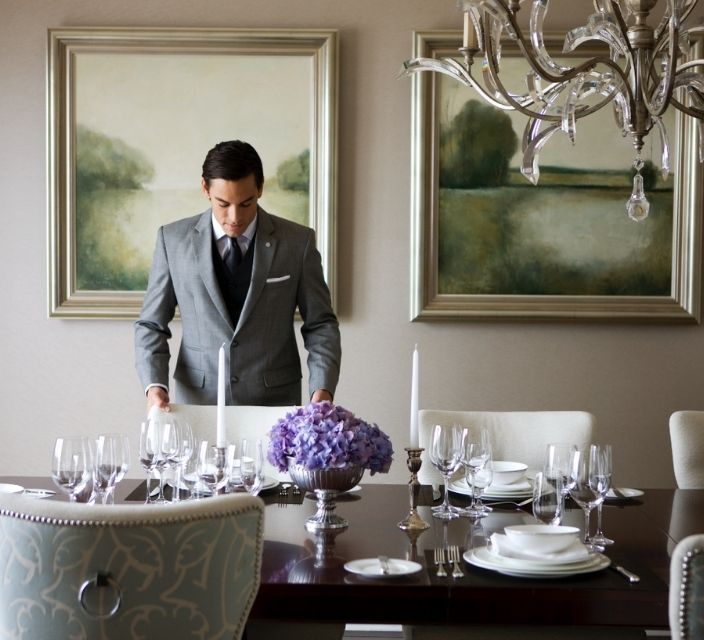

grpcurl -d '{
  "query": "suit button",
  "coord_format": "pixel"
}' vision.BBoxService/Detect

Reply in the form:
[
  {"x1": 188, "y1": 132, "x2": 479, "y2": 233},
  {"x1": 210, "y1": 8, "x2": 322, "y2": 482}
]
[
  {"x1": 232, "y1": 340, "x2": 239, "y2": 347},
  {"x1": 231, "y1": 376, "x2": 239, "y2": 384}
]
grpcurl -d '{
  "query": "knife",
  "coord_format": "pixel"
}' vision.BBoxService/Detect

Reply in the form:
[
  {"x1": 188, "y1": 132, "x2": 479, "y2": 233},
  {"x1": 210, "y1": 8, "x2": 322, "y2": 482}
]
[{"x1": 610, "y1": 564, "x2": 640, "y2": 583}]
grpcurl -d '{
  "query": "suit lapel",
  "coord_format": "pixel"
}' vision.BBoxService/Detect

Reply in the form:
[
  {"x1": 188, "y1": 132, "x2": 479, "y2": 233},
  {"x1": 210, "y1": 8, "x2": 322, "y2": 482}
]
[
  {"x1": 193, "y1": 211, "x2": 235, "y2": 332},
  {"x1": 236, "y1": 207, "x2": 276, "y2": 334}
]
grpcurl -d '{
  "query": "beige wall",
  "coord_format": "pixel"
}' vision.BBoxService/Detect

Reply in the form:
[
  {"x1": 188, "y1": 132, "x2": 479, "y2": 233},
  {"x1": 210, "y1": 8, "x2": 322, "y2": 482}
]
[{"x1": 1, "y1": 0, "x2": 702, "y2": 487}]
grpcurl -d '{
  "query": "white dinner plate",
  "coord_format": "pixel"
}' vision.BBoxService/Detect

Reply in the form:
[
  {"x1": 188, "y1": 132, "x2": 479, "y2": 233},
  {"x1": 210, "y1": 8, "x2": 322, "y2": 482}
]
[
  {"x1": 606, "y1": 487, "x2": 644, "y2": 500},
  {"x1": 0, "y1": 483, "x2": 24, "y2": 494},
  {"x1": 259, "y1": 477, "x2": 279, "y2": 492},
  {"x1": 464, "y1": 546, "x2": 610, "y2": 578},
  {"x1": 344, "y1": 558, "x2": 422, "y2": 578},
  {"x1": 447, "y1": 478, "x2": 533, "y2": 500}
]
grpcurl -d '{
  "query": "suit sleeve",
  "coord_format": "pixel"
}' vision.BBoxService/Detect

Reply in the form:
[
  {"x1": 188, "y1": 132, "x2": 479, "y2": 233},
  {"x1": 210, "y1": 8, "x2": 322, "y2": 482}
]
[
  {"x1": 134, "y1": 226, "x2": 178, "y2": 392},
  {"x1": 296, "y1": 229, "x2": 341, "y2": 398}
]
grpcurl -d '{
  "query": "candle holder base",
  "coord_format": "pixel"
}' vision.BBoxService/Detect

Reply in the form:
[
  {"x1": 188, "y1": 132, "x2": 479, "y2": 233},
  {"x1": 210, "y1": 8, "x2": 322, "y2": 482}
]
[{"x1": 397, "y1": 447, "x2": 430, "y2": 531}]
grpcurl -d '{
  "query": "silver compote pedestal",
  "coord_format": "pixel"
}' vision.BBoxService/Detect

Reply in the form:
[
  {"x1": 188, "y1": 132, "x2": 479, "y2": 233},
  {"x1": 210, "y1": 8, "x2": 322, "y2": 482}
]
[{"x1": 288, "y1": 464, "x2": 364, "y2": 531}]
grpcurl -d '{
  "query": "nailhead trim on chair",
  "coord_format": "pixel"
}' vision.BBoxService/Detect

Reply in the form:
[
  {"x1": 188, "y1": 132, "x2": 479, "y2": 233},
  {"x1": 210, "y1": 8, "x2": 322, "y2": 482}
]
[
  {"x1": 0, "y1": 501, "x2": 263, "y2": 528},
  {"x1": 678, "y1": 545, "x2": 703, "y2": 640}
]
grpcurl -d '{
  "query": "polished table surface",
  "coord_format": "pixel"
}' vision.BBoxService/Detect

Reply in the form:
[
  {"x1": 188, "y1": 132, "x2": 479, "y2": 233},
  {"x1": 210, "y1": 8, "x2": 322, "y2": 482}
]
[{"x1": 4, "y1": 477, "x2": 703, "y2": 630}]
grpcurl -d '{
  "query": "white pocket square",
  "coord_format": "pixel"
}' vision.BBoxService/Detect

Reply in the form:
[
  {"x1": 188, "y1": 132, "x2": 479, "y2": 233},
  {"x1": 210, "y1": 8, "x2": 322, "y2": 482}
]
[{"x1": 266, "y1": 275, "x2": 291, "y2": 283}]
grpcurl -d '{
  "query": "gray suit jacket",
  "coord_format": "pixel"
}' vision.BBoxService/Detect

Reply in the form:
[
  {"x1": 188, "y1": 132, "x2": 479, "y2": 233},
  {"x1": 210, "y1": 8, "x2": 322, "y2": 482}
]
[{"x1": 134, "y1": 207, "x2": 341, "y2": 406}]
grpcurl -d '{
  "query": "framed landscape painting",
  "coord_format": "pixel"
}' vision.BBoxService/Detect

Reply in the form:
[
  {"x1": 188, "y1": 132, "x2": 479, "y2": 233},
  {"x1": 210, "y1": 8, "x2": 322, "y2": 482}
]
[
  {"x1": 48, "y1": 27, "x2": 337, "y2": 318},
  {"x1": 409, "y1": 31, "x2": 702, "y2": 322}
]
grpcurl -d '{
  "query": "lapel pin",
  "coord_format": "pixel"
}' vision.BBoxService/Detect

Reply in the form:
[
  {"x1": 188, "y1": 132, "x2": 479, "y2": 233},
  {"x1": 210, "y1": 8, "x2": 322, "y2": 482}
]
[{"x1": 265, "y1": 241, "x2": 271, "y2": 248}]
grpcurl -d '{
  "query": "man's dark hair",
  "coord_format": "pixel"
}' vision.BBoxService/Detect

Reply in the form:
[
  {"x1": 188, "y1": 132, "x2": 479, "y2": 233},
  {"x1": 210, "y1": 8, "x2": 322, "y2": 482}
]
[{"x1": 202, "y1": 140, "x2": 264, "y2": 189}]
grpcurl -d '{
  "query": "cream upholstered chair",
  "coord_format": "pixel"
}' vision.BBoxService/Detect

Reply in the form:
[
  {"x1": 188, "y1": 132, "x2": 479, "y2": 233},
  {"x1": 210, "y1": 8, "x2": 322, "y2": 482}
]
[
  {"x1": 670, "y1": 533, "x2": 704, "y2": 639},
  {"x1": 418, "y1": 409, "x2": 596, "y2": 487},
  {"x1": 669, "y1": 411, "x2": 704, "y2": 488},
  {"x1": 169, "y1": 403, "x2": 295, "y2": 482},
  {"x1": 0, "y1": 492, "x2": 264, "y2": 640}
]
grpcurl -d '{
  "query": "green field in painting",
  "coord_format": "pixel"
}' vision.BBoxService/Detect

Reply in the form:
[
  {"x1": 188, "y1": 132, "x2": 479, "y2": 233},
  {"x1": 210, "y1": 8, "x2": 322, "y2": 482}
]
[
  {"x1": 76, "y1": 179, "x2": 308, "y2": 291},
  {"x1": 438, "y1": 179, "x2": 674, "y2": 296}
]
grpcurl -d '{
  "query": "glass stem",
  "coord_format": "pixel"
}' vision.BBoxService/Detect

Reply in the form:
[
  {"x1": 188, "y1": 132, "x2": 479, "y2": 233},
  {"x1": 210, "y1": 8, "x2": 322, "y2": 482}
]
[
  {"x1": 596, "y1": 503, "x2": 604, "y2": 535},
  {"x1": 159, "y1": 467, "x2": 167, "y2": 500},
  {"x1": 583, "y1": 508, "x2": 592, "y2": 544},
  {"x1": 443, "y1": 474, "x2": 451, "y2": 511},
  {"x1": 468, "y1": 472, "x2": 477, "y2": 510},
  {"x1": 145, "y1": 471, "x2": 152, "y2": 503}
]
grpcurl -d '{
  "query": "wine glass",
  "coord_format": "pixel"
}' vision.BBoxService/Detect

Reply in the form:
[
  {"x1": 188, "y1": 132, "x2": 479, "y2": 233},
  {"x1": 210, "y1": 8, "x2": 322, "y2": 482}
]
[
  {"x1": 569, "y1": 444, "x2": 610, "y2": 549},
  {"x1": 471, "y1": 455, "x2": 494, "y2": 517},
  {"x1": 460, "y1": 429, "x2": 492, "y2": 518},
  {"x1": 533, "y1": 470, "x2": 563, "y2": 525},
  {"x1": 428, "y1": 425, "x2": 462, "y2": 520},
  {"x1": 139, "y1": 420, "x2": 161, "y2": 503},
  {"x1": 241, "y1": 439, "x2": 264, "y2": 496},
  {"x1": 52, "y1": 436, "x2": 94, "y2": 502},
  {"x1": 590, "y1": 444, "x2": 614, "y2": 547},
  {"x1": 169, "y1": 420, "x2": 194, "y2": 502},
  {"x1": 544, "y1": 442, "x2": 577, "y2": 496},
  {"x1": 197, "y1": 440, "x2": 229, "y2": 495},
  {"x1": 94, "y1": 433, "x2": 130, "y2": 505}
]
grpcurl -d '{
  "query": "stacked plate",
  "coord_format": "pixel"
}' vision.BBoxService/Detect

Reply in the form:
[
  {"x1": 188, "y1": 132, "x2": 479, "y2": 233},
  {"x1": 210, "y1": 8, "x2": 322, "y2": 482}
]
[
  {"x1": 448, "y1": 477, "x2": 533, "y2": 501},
  {"x1": 464, "y1": 533, "x2": 610, "y2": 578}
]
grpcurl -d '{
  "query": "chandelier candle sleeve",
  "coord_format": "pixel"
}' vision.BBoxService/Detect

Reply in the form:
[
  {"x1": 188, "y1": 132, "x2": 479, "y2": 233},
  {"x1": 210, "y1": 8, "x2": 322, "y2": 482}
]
[
  {"x1": 216, "y1": 343, "x2": 226, "y2": 448},
  {"x1": 410, "y1": 345, "x2": 419, "y2": 448}
]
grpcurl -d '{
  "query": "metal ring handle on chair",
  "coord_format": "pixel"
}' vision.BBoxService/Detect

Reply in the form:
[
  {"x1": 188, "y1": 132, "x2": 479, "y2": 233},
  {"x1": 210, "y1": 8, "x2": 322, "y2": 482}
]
[{"x1": 78, "y1": 572, "x2": 122, "y2": 619}]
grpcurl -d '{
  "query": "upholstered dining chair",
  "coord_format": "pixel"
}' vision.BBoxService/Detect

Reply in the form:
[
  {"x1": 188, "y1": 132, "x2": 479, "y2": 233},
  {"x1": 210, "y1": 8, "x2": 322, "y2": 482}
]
[
  {"x1": 670, "y1": 533, "x2": 704, "y2": 639},
  {"x1": 669, "y1": 411, "x2": 704, "y2": 488},
  {"x1": 418, "y1": 409, "x2": 596, "y2": 488},
  {"x1": 0, "y1": 492, "x2": 264, "y2": 640},
  {"x1": 169, "y1": 403, "x2": 295, "y2": 482}
]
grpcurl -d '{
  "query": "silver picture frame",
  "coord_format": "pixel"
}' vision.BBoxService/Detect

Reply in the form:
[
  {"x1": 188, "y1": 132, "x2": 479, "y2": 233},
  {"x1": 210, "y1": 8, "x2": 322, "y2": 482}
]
[
  {"x1": 48, "y1": 27, "x2": 338, "y2": 318},
  {"x1": 409, "y1": 31, "x2": 702, "y2": 323}
]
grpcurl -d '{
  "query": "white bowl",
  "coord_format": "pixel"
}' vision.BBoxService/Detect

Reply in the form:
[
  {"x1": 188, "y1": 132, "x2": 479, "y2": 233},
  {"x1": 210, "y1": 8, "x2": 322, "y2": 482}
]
[
  {"x1": 504, "y1": 524, "x2": 580, "y2": 555},
  {"x1": 490, "y1": 460, "x2": 528, "y2": 485}
]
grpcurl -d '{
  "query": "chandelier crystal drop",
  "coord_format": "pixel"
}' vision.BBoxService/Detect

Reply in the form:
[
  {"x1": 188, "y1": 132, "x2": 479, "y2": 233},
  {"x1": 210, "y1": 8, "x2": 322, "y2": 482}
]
[{"x1": 402, "y1": 0, "x2": 704, "y2": 221}]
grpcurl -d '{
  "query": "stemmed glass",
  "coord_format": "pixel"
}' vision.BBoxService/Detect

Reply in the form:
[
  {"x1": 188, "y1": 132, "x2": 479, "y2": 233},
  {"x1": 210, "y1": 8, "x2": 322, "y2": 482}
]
[
  {"x1": 94, "y1": 434, "x2": 130, "y2": 505},
  {"x1": 241, "y1": 439, "x2": 264, "y2": 496},
  {"x1": 544, "y1": 442, "x2": 577, "y2": 518},
  {"x1": 460, "y1": 429, "x2": 493, "y2": 518},
  {"x1": 428, "y1": 425, "x2": 462, "y2": 520},
  {"x1": 52, "y1": 436, "x2": 94, "y2": 503},
  {"x1": 533, "y1": 470, "x2": 563, "y2": 525},
  {"x1": 169, "y1": 420, "x2": 194, "y2": 502},
  {"x1": 139, "y1": 420, "x2": 162, "y2": 503},
  {"x1": 590, "y1": 444, "x2": 614, "y2": 547},
  {"x1": 569, "y1": 444, "x2": 610, "y2": 550},
  {"x1": 197, "y1": 440, "x2": 230, "y2": 495}
]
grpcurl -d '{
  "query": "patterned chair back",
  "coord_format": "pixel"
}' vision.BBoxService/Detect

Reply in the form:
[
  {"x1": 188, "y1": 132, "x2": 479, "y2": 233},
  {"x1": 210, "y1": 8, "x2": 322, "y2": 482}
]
[
  {"x1": 0, "y1": 493, "x2": 264, "y2": 640},
  {"x1": 670, "y1": 533, "x2": 704, "y2": 640}
]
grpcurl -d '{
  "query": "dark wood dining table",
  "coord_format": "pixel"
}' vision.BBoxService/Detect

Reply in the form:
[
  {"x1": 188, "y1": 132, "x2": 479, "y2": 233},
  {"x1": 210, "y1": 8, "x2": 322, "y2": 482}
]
[{"x1": 5, "y1": 476, "x2": 702, "y2": 632}]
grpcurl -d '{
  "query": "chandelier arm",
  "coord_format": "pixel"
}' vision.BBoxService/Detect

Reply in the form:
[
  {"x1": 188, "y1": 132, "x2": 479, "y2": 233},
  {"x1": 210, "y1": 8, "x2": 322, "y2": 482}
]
[
  {"x1": 606, "y1": 0, "x2": 636, "y2": 57},
  {"x1": 677, "y1": 59, "x2": 704, "y2": 73},
  {"x1": 670, "y1": 94, "x2": 704, "y2": 119},
  {"x1": 641, "y1": 0, "x2": 678, "y2": 118}
]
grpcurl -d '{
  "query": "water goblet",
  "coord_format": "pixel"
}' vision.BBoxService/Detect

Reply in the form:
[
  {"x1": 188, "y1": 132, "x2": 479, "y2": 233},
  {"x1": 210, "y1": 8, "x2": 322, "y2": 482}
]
[
  {"x1": 590, "y1": 444, "x2": 614, "y2": 547},
  {"x1": 533, "y1": 470, "x2": 563, "y2": 525},
  {"x1": 52, "y1": 436, "x2": 94, "y2": 503},
  {"x1": 544, "y1": 442, "x2": 577, "y2": 496},
  {"x1": 459, "y1": 428, "x2": 492, "y2": 518},
  {"x1": 569, "y1": 444, "x2": 610, "y2": 550},
  {"x1": 428, "y1": 425, "x2": 462, "y2": 520},
  {"x1": 94, "y1": 433, "x2": 130, "y2": 505},
  {"x1": 170, "y1": 420, "x2": 194, "y2": 502},
  {"x1": 470, "y1": 457, "x2": 494, "y2": 517}
]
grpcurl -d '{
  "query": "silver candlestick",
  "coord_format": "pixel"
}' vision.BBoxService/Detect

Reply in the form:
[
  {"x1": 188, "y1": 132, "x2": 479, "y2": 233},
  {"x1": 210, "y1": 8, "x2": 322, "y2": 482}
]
[{"x1": 397, "y1": 447, "x2": 430, "y2": 531}]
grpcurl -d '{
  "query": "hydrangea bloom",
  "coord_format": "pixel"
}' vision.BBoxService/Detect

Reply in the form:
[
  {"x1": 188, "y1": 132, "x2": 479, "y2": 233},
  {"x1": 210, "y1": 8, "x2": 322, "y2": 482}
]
[{"x1": 267, "y1": 401, "x2": 394, "y2": 475}]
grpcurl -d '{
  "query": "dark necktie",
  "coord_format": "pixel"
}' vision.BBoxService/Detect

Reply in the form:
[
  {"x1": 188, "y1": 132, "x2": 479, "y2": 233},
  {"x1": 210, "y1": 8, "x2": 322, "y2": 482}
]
[{"x1": 224, "y1": 237, "x2": 242, "y2": 276}]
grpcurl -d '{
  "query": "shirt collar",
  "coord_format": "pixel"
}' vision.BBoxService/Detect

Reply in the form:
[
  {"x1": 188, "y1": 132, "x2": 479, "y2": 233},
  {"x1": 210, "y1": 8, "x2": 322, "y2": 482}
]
[{"x1": 211, "y1": 212, "x2": 258, "y2": 245}]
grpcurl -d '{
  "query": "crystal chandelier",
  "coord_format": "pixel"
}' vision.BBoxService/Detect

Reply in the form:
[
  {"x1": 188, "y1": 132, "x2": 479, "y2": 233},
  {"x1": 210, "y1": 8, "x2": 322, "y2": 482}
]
[{"x1": 403, "y1": 0, "x2": 704, "y2": 222}]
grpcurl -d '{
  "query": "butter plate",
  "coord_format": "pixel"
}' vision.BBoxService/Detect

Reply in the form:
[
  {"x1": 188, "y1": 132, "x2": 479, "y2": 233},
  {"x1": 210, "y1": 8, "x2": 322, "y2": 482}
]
[
  {"x1": 0, "y1": 483, "x2": 24, "y2": 494},
  {"x1": 344, "y1": 558, "x2": 422, "y2": 578}
]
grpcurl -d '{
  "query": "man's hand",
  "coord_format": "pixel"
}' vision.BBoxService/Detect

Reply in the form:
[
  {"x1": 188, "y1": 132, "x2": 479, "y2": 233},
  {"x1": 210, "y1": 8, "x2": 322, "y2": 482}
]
[
  {"x1": 147, "y1": 386, "x2": 171, "y2": 413},
  {"x1": 311, "y1": 389, "x2": 333, "y2": 403}
]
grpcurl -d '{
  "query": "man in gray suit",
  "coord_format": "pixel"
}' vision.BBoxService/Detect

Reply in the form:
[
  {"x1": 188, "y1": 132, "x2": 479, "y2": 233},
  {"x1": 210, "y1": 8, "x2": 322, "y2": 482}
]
[{"x1": 135, "y1": 140, "x2": 341, "y2": 411}]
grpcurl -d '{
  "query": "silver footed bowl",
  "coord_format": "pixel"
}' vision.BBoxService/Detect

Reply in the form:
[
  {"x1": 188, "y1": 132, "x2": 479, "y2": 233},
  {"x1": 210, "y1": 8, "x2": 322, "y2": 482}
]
[{"x1": 287, "y1": 464, "x2": 364, "y2": 531}]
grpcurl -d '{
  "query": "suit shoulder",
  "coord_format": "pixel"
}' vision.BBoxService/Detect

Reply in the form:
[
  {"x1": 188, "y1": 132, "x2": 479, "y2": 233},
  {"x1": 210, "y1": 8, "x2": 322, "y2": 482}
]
[
  {"x1": 161, "y1": 211, "x2": 208, "y2": 238},
  {"x1": 265, "y1": 211, "x2": 315, "y2": 239}
]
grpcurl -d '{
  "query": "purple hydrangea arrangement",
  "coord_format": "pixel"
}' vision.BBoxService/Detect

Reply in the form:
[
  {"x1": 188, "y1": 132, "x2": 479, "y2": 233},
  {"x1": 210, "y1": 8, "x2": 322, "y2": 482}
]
[{"x1": 267, "y1": 401, "x2": 394, "y2": 475}]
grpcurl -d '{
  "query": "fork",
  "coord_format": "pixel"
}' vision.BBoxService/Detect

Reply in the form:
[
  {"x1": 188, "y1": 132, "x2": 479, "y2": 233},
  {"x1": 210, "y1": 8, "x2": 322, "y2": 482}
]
[
  {"x1": 449, "y1": 545, "x2": 464, "y2": 578},
  {"x1": 434, "y1": 548, "x2": 447, "y2": 577}
]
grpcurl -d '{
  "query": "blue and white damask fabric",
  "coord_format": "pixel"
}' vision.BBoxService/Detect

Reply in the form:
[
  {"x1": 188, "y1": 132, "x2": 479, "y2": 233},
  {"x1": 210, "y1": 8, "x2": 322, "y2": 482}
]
[{"x1": 0, "y1": 495, "x2": 264, "y2": 640}]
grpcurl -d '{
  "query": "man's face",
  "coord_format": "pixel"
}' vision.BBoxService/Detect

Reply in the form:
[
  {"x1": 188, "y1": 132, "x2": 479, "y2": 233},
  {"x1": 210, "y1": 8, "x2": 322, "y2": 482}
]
[{"x1": 202, "y1": 174, "x2": 262, "y2": 237}]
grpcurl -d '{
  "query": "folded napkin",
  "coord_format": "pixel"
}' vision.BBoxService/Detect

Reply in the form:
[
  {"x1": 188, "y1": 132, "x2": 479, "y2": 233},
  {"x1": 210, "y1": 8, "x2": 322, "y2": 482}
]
[{"x1": 490, "y1": 533, "x2": 590, "y2": 563}]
